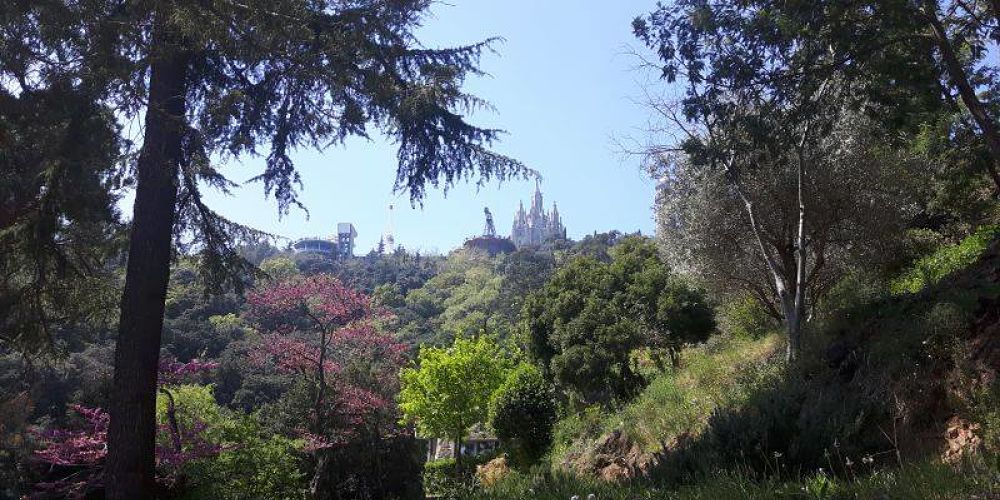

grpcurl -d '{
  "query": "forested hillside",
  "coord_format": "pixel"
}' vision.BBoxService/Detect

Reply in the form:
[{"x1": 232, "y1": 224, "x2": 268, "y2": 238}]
[{"x1": 2, "y1": 0, "x2": 1000, "y2": 499}]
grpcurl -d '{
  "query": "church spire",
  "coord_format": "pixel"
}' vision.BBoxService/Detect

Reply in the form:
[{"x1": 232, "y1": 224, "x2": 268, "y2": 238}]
[
  {"x1": 512, "y1": 181, "x2": 565, "y2": 249},
  {"x1": 532, "y1": 179, "x2": 543, "y2": 213}
]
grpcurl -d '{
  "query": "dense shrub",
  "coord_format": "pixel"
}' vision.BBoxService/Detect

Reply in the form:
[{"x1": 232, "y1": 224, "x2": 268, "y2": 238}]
[
  {"x1": 423, "y1": 458, "x2": 464, "y2": 496},
  {"x1": 423, "y1": 454, "x2": 496, "y2": 499},
  {"x1": 180, "y1": 422, "x2": 305, "y2": 500},
  {"x1": 716, "y1": 294, "x2": 777, "y2": 339},
  {"x1": 313, "y1": 433, "x2": 425, "y2": 500},
  {"x1": 488, "y1": 364, "x2": 558, "y2": 466},
  {"x1": 699, "y1": 371, "x2": 892, "y2": 479},
  {"x1": 156, "y1": 385, "x2": 306, "y2": 500}
]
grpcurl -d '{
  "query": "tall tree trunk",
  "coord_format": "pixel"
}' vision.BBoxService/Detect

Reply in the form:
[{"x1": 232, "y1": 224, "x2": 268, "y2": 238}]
[
  {"x1": 308, "y1": 322, "x2": 331, "y2": 500},
  {"x1": 309, "y1": 450, "x2": 332, "y2": 500},
  {"x1": 725, "y1": 154, "x2": 807, "y2": 362},
  {"x1": 789, "y1": 143, "x2": 809, "y2": 362},
  {"x1": 924, "y1": 0, "x2": 1000, "y2": 193},
  {"x1": 159, "y1": 388, "x2": 183, "y2": 454},
  {"x1": 105, "y1": 18, "x2": 189, "y2": 499},
  {"x1": 724, "y1": 158, "x2": 803, "y2": 361}
]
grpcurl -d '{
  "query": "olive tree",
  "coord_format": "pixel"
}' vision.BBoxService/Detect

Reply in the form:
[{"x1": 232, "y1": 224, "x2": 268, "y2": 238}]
[
  {"x1": 650, "y1": 116, "x2": 920, "y2": 358},
  {"x1": 634, "y1": 2, "x2": 927, "y2": 360}
]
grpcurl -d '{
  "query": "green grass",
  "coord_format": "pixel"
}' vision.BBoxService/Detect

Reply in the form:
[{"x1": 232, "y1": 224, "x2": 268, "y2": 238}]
[
  {"x1": 890, "y1": 224, "x2": 999, "y2": 294},
  {"x1": 551, "y1": 334, "x2": 783, "y2": 463},
  {"x1": 470, "y1": 455, "x2": 1000, "y2": 499}
]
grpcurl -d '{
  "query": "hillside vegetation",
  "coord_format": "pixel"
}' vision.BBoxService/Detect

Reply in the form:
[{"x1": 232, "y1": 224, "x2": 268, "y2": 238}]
[
  {"x1": 473, "y1": 233, "x2": 1000, "y2": 498},
  {"x1": 3, "y1": 0, "x2": 1000, "y2": 498}
]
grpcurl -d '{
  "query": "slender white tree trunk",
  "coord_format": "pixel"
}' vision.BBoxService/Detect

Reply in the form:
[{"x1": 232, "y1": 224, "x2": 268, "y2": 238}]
[
  {"x1": 725, "y1": 155, "x2": 807, "y2": 362},
  {"x1": 789, "y1": 144, "x2": 809, "y2": 362}
]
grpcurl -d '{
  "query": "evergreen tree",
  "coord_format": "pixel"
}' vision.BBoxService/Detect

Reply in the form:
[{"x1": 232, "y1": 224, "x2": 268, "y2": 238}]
[{"x1": 0, "y1": 82, "x2": 124, "y2": 354}]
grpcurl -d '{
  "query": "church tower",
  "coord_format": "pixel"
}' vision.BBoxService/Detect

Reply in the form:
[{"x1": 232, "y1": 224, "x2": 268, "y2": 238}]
[{"x1": 511, "y1": 182, "x2": 566, "y2": 248}]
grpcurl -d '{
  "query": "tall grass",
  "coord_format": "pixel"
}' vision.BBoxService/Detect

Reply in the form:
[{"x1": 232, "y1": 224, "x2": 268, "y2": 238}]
[
  {"x1": 550, "y1": 334, "x2": 783, "y2": 463},
  {"x1": 470, "y1": 455, "x2": 999, "y2": 499},
  {"x1": 617, "y1": 335, "x2": 782, "y2": 451},
  {"x1": 890, "y1": 224, "x2": 999, "y2": 294}
]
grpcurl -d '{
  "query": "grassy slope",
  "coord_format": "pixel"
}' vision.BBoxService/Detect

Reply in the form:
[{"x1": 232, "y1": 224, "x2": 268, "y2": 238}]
[
  {"x1": 551, "y1": 334, "x2": 783, "y2": 463},
  {"x1": 473, "y1": 456, "x2": 998, "y2": 499}
]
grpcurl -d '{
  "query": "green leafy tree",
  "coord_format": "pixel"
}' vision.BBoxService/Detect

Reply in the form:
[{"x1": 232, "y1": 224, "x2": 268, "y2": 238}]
[
  {"x1": 397, "y1": 249, "x2": 505, "y2": 345},
  {"x1": 568, "y1": 231, "x2": 625, "y2": 263},
  {"x1": 611, "y1": 237, "x2": 716, "y2": 367},
  {"x1": 331, "y1": 250, "x2": 443, "y2": 294},
  {"x1": 633, "y1": 0, "x2": 936, "y2": 360},
  {"x1": 487, "y1": 363, "x2": 557, "y2": 466},
  {"x1": 258, "y1": 257, "x2": 300, "y2": 284},
  {"x1": 524, "y1": 236, "x2": 714, "y2": 404},
  {"x1": 637, "y1": 0, "x2": 999, "y2": 191},
  {"x1": 525, "y1": 255, "x2": 646, "y2": 404},
  {"x1": 398, "y1": 335, "x2": 513, "y2": 468},
  {"x1": 155, "y1": 384, "x2": 306, "y2": 500},
  {"x1": 1, "y1": 2, "x2": 527, "y2": 496},
  {"x1": 495, "y1": 249, "x2": 557, "y2": 322},
  {"x1": 163, "y1": 261, "x2": 244, "y2": 361}
]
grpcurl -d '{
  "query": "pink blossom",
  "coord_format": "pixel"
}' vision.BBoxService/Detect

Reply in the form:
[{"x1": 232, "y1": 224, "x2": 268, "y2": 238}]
[
  {"x1": 246, "y1": 275, "x2": 372, "y2": 333},
  {"x1": 32, "y1": 405, "x2": 108, "y2": 468},
  {"x1": 248, "y1": 334, "x2": 341, "y2": 375},
  {"x1": 31, "y1": 404, "x2": 223, "y2": 498},
  {"x1": 245, "y1": 275, "x2": 407, "y2": 450},
  {"x1": 157, "y1": 358, "x2": 219, "y2": 386}
]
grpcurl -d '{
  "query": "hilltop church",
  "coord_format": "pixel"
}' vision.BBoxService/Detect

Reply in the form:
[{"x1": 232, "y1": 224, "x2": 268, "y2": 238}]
[{"x1": 511, "y1": 182, "x2": 566, "y2": 248}]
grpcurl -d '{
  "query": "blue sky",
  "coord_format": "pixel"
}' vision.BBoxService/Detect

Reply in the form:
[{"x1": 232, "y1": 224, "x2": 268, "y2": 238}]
[{"x1": 202, "y1": 0, "x2": 663, "y2": 255}]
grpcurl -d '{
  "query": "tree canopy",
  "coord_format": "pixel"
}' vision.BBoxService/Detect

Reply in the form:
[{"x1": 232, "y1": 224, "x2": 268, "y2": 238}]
[
  {"x1": 524, "y1": 236, "x2": 714, "y2": 404},
  {"x1": 398, "y1": 335, "x2": 513, "y2": 464}
]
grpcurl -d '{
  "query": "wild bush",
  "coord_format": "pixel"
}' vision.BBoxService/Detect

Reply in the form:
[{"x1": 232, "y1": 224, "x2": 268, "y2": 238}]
[
  {"x1": 716, "y1": 295, "x2": 778, "y2": 339},
  {"x1": 488, "y1": 364, "x2": 558, "y2": 467},
  {"x1": 423, "y1": 454, "x2": 497, "y2": 499},
  {"x1": 157, "y1": 385, "x2": 306, "y2": 500}
]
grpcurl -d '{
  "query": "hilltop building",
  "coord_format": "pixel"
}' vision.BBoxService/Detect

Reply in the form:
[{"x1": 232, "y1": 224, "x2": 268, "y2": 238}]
[
  {"x1": 337, "y1": 223, "x2": 357, "y2": 257},
  {"x1": 292, "y1": 222, "x2": 357, "y2": 258},
  {"x1": 511, "y1": 182, "x2": 566, "y2": 248},
  {"x1": 464, "y1": 207, "x2": 516, "y2": 256}
]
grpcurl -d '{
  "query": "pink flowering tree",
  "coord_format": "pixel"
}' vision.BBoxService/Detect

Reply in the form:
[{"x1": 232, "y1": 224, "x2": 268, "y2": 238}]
[
  {"x1": 155, "y1": 358, "x2": 221, "y2": 480},
  {"x1": 30, "y1": 359, "x2": 219, "y2": 499},
  {"x1": 244, "y1": 275, "x2": 407, "y2": 496}
]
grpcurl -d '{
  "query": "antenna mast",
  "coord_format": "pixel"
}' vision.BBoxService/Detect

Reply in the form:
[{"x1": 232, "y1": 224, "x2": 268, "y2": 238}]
[{"x1": 383, "y1": 204, "x2": 396, "y2": 252}]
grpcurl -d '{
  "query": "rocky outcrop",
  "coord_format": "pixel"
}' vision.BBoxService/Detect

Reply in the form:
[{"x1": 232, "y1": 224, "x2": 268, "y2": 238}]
[
  {"x1": 942, "y1": 416, "x2": 982, "y2": 463},
  {"x1": 563, "y1": 430, "x2": 655, "y2": 482}
]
